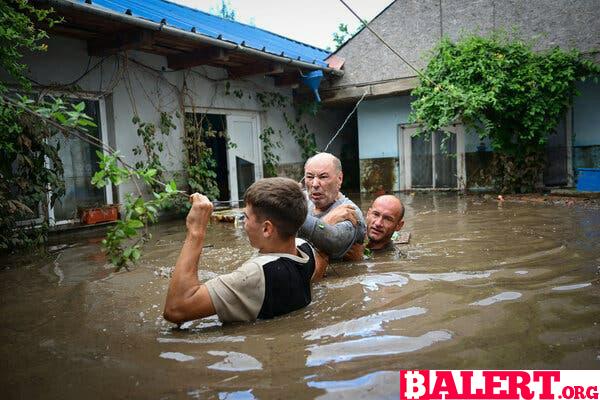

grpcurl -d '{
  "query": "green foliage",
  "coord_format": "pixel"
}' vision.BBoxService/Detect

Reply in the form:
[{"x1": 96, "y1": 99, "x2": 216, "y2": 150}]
[
  {"x1": 256, "y1": 91, "x2": 288, "y2": 109},
  {"x1": 260, "y1": 127, "x2": 283, "y2": 177},
  {"x1": 131, "y1": 113, "x2": 173, "y2": 190},
  {"x1": 332, "y1": 23, "x2": 351, "y2": 49},
  {"x1": 92, "y1": 152, "x2": 180, "y2": 270},
  {"x1": 284, "y1": 112, "x2": 317, "y2": 161},
  {"x1": 184, "y1": 114, "x2": 228, "y2": 200},
  {"x1": 329, "y1": 21, "x2": 366, "y2": 51},
  {"x1": 210, "y1": 0, "x2": 236, "y2": 21},
  {"x1": 0, "y1": 2, "x2": 95, "y2": 250},
  {"x1": 410, "y1": 33, "x2": 600, "y2": 192},
  {"x1": 0, "y1": 1, "x2": 64, "y2": 250},
  {"x1": 0, "y1": 0, "x2": 59, "y2": 92},
  {"x1": 255, "y1": 90, "x2": 319, "y2": 164}
]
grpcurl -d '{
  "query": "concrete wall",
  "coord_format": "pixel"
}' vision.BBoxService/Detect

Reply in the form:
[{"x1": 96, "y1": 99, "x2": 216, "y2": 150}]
[
  {"x1": 333, "y1": 0, "x2": 600, "y2": 88},
  {"x1": 356, "y1": 95, "x2": 411, "y2": 192},
  {"x1": 5, "y1": 34, "x2": 346, "y2": 205},
  {"x1": 357, "y1": 96, "x2": 413, "y2": 159}
]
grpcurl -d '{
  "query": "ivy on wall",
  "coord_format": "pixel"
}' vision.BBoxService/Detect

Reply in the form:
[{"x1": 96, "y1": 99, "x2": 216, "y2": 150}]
[{"x1": 410, "y1": 33, "x2": 599, "y2": 192}]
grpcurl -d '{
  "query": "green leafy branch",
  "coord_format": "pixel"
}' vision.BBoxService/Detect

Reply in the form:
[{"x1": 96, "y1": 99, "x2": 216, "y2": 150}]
[
  {"x1": 409, "y1": 32, "x2": 600, "y2": 192},
  {"x1": 93, "y1": 152, "x2": 180, "y2": 269},
  {"x1": 259, "y1": 126, "x2": 283, "y2": 177}
]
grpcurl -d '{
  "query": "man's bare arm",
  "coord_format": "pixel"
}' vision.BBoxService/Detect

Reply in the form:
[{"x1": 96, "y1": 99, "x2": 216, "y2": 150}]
[{"x1": 163, "y1": 193, "x2": 216, "y2": 324}]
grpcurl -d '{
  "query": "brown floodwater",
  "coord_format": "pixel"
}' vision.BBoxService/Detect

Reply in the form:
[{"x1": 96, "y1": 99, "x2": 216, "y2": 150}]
[{"x1": 1, "y1": 193, "x2": 599, "y2": 399}]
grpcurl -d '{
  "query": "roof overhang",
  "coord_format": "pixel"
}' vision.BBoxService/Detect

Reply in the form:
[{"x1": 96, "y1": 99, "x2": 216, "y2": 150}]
[
  {"x1": 39, "y1": 0, "x2": 343, "y2": 87},
  {"x1": 314, "y1": 76, "x2": 419, "y2": 106}
]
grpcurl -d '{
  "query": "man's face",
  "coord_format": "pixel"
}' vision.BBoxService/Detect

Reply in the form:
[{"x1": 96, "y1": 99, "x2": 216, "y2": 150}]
[
  {"x1": 304, "y1": 157, "x2": 342, "y2": 211},
  {"x1": 366, "y1": 197, "x2": 404, "y2": 246},
  {"x1": 243, "y1": 204, "x2": 264, "y2": 249}
]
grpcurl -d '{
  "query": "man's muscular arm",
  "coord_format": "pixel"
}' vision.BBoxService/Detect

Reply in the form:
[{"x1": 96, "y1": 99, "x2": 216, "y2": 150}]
[{"x1": 163, "y1": 193, "x2": 216, "y2": 324}]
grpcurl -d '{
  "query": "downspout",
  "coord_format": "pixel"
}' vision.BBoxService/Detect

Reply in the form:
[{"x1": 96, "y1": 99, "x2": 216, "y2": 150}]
[{"x1": 46, "y1": 0, "x2": 344, "y2": 76}]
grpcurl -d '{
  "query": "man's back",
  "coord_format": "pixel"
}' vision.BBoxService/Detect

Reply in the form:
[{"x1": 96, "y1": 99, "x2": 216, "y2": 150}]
[{"x1": 205, "y1": 239, "x2": 316, "y2": 322}]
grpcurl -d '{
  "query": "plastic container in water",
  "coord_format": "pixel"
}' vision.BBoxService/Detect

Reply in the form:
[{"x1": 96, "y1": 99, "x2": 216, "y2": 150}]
[{"x1": 576, "y1": 168, "x2": 600, "y2": 192}]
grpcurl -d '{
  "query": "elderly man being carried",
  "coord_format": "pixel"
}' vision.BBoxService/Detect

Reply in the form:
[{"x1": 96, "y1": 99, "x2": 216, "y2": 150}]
[{"x1": 298, "y1": 152, "x2": 366, "y2": 261}]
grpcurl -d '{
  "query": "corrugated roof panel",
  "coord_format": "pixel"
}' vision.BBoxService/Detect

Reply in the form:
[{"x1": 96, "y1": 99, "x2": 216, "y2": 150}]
[{"x1": 75, "y1": 0, "x2": 330, "y2": 66}]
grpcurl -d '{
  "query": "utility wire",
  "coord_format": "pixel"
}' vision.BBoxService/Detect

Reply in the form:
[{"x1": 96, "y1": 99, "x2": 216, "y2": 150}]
[
  {"x1": 322, "y1": 90, "x2": 367, "y2": 153},
  {"x1": 337, "y1": 0, "x2": 438, "y2": 88}
]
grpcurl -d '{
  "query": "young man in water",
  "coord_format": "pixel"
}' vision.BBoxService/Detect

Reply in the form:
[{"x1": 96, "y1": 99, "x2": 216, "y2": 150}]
[
  {"x1": 163, "y1": 177, "x2": 327, "y2": 324},
  {"x1": 298, "y1": 152, "x2": 366, "y2": 260}
]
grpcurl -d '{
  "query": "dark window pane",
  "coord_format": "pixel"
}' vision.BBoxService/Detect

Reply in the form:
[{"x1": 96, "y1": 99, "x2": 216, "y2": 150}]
[
  {"x1": 434, "y1": 132, "x2": 457, "y2": 188},
  {"x1": 411, "y1": 135, "x2": 432, "y2": 187}
]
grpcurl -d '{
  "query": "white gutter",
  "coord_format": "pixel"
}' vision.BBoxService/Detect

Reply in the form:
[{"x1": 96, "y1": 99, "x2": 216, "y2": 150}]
[{"x1": 47, "y1": 0, "x2": 344, "y2": 76}]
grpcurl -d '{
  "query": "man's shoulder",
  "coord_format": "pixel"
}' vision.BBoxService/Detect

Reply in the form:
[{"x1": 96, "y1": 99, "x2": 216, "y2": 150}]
[{"x1": 335, "y1": 194, "x2": 360, "y2": 210}]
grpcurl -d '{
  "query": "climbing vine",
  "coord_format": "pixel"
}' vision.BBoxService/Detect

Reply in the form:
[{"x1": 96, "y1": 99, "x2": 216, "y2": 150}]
[
  {"x1": 254, "y1": 89, "x2": 319, "y2": 163},
  {"x1": 410, "y1": 32, "x2": 600, "y2": 192},
  {"x1": 131, "y1": 112, "x2": 176, "y2": 191},
  {"x1": 259, "y1": 126, "x2": 283, "y2": 177},
  {"x1": 183, "y1": 113, "x2": 221, "y2": 200}
]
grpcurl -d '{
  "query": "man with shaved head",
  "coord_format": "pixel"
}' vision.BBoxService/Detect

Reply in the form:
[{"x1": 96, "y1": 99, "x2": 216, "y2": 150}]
[
  {"x1": 325, "y1": 194, "x2": 405, "y2": 253},
  {"x1": 365, "y1": 195, "x2": 405, "y2": 251},
  {"x1": 298, "y1": 152, "x2": 366, "y2": 260}
]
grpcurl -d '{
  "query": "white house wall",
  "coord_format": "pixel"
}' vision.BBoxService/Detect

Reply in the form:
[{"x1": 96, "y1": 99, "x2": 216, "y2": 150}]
[{"x1": 7, "y1": 34, "x2": 345, "y2": 204}]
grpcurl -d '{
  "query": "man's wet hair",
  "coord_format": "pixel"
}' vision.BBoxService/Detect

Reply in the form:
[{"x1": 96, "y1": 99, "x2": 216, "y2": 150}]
[{"x1": 244, "y1": 177, "x2": 308, "y2": 238}]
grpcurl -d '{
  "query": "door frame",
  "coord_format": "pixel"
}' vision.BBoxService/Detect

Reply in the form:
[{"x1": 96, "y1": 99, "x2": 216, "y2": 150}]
[{"x1": 185, "y1": 107, "x2": 263, "y2": 203}]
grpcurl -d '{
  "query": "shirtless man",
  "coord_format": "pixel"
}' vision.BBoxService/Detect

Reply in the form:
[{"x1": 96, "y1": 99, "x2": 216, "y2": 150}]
[
  {"x1": 325, "y1": 194, "x2": 405, "y2": 252},
  {"x1": 163, "y1": 177, "x2": 327, "y2": 324},
  {"x1": 364, "y1": 195, "x2": 405, "y2": 251},
  {"x1": 298, "y1": 152, "x2": 366, "y2": 260}
]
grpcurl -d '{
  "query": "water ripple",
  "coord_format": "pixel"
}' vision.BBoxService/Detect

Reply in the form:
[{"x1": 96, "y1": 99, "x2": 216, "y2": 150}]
[
  {"x1": 207, "y1": 351, "x2": 262, "y2": 371},
  {"x1": 306, "y1": 331, "x2": 453, "y2": 367},
  {"x1": 157, "y1": 336, "x2": 246, "y2": 344},
  {"x1": 324, "y1": 273, "x2": 409, "y2": 291},
  {"x1": 159, "y1": 351, "x2": 194, "y2": 362},
  {"x1": 551, "y1": 283, "x2": 592, "y2": 291},
  {"x1": 409, "y1": 270, "x2": 496, "y2": 282},
  {"x1": 470, "y1": 291, "x2": 522, "y2": 306},
  {"x1": 307, "y1": 371, "x2": 398, "y2": 399},
  {"x1": 303, "y1": 307, "x2": 427, "y2": 341}
]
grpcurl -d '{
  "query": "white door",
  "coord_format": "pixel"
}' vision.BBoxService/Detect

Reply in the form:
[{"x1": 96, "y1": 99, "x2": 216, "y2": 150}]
[{"x1": 226, "y1": 114, "x2": 262, "y2": 202}]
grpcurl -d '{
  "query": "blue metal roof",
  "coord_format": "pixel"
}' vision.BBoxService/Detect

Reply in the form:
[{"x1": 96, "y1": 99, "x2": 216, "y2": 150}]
[{"x1": 76, "y1": 0, "x2": 331, "y2": 67}]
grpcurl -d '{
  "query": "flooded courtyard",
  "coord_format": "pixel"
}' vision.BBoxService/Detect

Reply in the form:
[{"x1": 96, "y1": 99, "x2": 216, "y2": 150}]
[{"x1": 1, "y1": 193, "x2": 599, "y2": 399}]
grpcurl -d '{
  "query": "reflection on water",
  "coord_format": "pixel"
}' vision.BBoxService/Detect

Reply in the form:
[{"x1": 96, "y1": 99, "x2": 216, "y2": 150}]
[
  {"x1": 303, "y1": 307, "x2": 427, "y2": 340},
  {"x1": 306, "y1": 331, "x2": 453, "y2": 367},
  {"x1": 470, "y1": 291, "x2": 522, "y2": 306},
  {"x1": 1, "y1": 193, "x2": 599, "y2": 399},
  {"x1": 551, "y1": 283, "x2": 592, "y2": 291},
  {"x1": 160, "y1": 351, "x2": 195, "y2": 362},
  {"x1": 308, "y1": 371, "x2": 399, "y2": 399},
  {"x1": 207, "y1": 351, "x2": 263, "y2": 371}
]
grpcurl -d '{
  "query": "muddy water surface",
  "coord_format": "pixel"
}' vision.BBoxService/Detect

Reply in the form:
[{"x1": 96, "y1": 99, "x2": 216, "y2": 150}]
[{"x1": 1, "y1": 193, "x2": 599, "y2": 399}]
